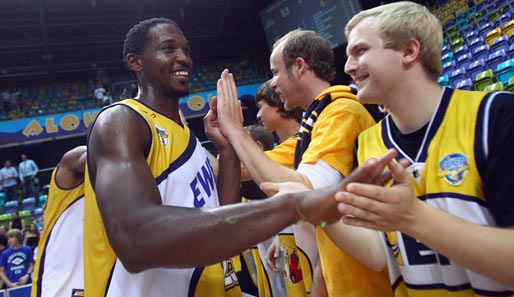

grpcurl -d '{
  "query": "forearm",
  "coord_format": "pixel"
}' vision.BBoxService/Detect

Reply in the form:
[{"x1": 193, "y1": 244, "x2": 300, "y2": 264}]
[
  {"x1": 227, "y1": 129, "x2": 307, "y2": 186},
  {"x1": 323, "y1": 221, "x2": 386, "y2": 271},
  {"x1": 216, "y1": 147, "x2": 241, "y2": 205},
  {"x1": 111, "y1": 195, "x2": 298, "y2": 272},
  {"x1": 405, "y1": 204, "x2": 514, "y2": 287}
]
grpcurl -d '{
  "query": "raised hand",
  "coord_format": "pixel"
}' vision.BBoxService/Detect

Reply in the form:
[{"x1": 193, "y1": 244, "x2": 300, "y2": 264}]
[
  {"x1": 215, "y1": 69, "x2": 244, "y2": 139},
  {"x1": 203, "y1": 96, "x2": 230, "y2": 151}
]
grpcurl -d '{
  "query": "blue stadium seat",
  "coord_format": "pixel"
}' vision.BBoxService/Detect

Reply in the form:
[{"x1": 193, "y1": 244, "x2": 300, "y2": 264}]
[
  {"x1": 490, "y1": 34, "x2": 510, "y2": 53},
  {"x1": 468, "y1": 36, "x2": 485, "y2": 54},
  {"x1": 473, "y1": 44, "x2": 491, "y2": 61},
  {"x1": 485, "y1": 49, "x2": 508, "y2": 70},
  {"x1": 478, "y1": 21, "x2": 494, "y2": 38},
  {"x1": 38, "y1": 194, "x2": 47, "y2": 208},
  {"x1": 21, "y1": 197, "x2": 36, "y2": 212},
  {"x1": 449, "y1": 67, "x2": 469, "y2": 88},
  {"x1": 437, "y1": 74, "x2": 451, "y2": 88},
  {"x1": 456, "y1": 52, "x2": 473, "y2": 70},
  {"x1": 441, "y1": 51, "x2": 453, "y2": 65},
  {"x1": 495, "y1": 58, "x2": 514, "y2": 85},
  {"x1": 467, "y1": 58, "x2": 487, "y2": 81},
  {"x1": 453, "y1": 44, "x2": 469, "y2": 61},
  {"x1": 32, "y1": 208, "x2": 44, "y2": 220},
  {"x1": 443, "y1": 60, "x2": 456, "y2": 75},
  {"x1": 455, "y1": 78, "x2": 474, "y2": 90},
  {"x1": 3, "y1": 201, "x2": 19, "y2": 214},
  {"x1": 506, "y1": 76, "x2": 514, "y2": 93},
  {"x1": 441, "y1": 44, "x2": 451, "y2": 56}
]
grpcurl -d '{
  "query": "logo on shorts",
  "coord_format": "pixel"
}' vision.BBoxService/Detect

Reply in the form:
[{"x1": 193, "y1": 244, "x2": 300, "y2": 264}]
[
  {"x1": 155, "y1": 124, "x2": 169, "y2": 147},
  {"x1": 438, "y1": 153, "x2": 469, "y2": 185}
]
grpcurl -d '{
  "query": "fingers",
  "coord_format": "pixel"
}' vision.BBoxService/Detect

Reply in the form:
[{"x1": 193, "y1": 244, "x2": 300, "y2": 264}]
[
  {"x1": 389, "y1": 158, "x2": 412, "y2": 184},
  {"x1": 266, "y1": 244, "x2": 280, "y2": 272},
  {"x1": 260, "y1": 182, "x2": 279, "y2": 196}
]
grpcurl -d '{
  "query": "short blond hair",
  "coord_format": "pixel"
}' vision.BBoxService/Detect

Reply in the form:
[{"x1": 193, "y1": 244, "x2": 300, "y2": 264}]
[
  {"x1": 345, "y1": 1, "x2": 442, "y2": 80},
  {"x1": 6, "y1": 228, "x2": 22, "y2": 242}
]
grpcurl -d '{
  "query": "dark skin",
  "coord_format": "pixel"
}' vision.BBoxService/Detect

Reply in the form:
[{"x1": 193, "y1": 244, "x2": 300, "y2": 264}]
[
  {"x1": 55, "y1": 146, "x2": 87, "y2": 189},
  {"x1": 88, "y1": 22, "x2": 399, "y2": 274}
]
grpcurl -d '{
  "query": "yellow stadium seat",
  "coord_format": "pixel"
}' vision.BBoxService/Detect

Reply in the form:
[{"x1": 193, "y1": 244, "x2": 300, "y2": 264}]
[
  {"x1": 485, "y1": 28, "x2": 502, "y2": 46},
  {"x1": 503, "y1": 19, "x2": 514, "y2": 37}
]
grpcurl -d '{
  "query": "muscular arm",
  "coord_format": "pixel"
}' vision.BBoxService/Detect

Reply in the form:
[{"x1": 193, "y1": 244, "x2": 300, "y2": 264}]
[{"x1": 88, "y1": 106, "x2": 323, "y2": 273}]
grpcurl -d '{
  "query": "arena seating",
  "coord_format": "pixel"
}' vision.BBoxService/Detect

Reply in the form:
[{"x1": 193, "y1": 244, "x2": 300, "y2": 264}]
[
  {"x1": 0, "y1": 60, "x2": 267, "y2": 122},
  {"x1": 436, "y1": 0, "x2": 514, "y2": 92}
]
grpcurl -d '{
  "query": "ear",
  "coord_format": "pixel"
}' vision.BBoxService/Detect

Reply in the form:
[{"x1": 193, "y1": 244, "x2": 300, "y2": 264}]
[
  {"x1": 127, "y1": 53, "x2": 143, "y2": 73},
  {"x1": 402, "y1": 39, "x2": 420, "y2": 66},
  {"x1": 294, "y1": 57, "x2": 308, "y2": 75}
]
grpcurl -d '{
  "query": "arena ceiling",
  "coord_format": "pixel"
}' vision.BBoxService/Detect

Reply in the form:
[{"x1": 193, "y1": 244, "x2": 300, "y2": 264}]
[{"x1": 0, "y1": 0, "x2": 277, "y2": 88}]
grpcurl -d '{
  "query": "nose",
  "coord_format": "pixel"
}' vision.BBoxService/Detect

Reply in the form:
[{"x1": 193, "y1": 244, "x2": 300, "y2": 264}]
[
  {"x1": 256, "y1": 109, "x2": 262, "y2": 120},
  {"x1": 176, "y1": 48, "x2": 192, "y2": 67},
  {"x1": 344, "y1": 56, "x2": 356, "y2": 76},
  {"x1": 269, "y1": 77, "x2": 278, "y2": 90}
]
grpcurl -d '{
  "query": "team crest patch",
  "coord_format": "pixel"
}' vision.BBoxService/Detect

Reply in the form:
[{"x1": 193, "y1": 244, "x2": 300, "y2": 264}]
[
  {"x1": 154, "y1": 124, "x2": 169, "y2": 147},
  {"x1": 438, "y1": 153, "x2": 469, "y2": 185}
]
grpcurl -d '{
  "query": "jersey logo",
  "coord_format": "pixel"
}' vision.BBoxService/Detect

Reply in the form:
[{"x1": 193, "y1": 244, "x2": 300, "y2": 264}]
[
  {"x1": 154, "y1": 124, "x2": 169, "y2": 147},
  {"x1": 438, "y1": 153, "x2": 469, "y2": 185},
  {"x1": 281, "y1": 241, "x2": 304, "y2": 284}
]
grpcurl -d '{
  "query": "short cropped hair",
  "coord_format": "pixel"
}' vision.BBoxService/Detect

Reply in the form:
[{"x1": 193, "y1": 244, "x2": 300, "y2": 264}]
[
  {"x1": 345, "y1": 1, "x2": 442, "y2": 80},
  {"x1": 244, "y1": 125, "x2": 275, "y2": 151},
  {"x1": 273, "y1": 29, "x2": 335, "y2": 82},
  {"x1": 256, "y1": 81, "x2": 303, "y2": 124},
  {"x1": 6, "y1": 228, "x2": 21, "y2": 242},
  {"x1": 123, "y1": 18, "x2": 179, "y2": 79}
]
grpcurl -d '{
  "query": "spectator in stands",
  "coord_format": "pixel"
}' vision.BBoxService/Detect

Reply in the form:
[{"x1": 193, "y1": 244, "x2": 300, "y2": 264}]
[
  {"x1": 0, "y1": 160, "x2": 18, "y2": 202},
  {"x1": 23, "y1": 223, "x2": 39, "y2": 251},
  {"x1": 1, "y1": 89, "x2": 10, "y2": 112},
  {"x1": 118, "y1": 87, "x2": 129, "y2": 101},
  {"x1": 129, "y1": 82, "x2": 138, "y2": 98},
  {"x1": 93, "y1": 82, "x2": 107, "y2": 106},
  {"x1": 32, "y1": 145, "x2": 86, "y2": 297},
  {"x1": 18, "y1": 153, "x2": 38, "y2": 198},
  {"x1": 82, "y1": 17, "x2": 395, "y2": 296},
  {"x1": 103, "y1": 91, "x2": 114, "y2": 106},
  {"x1": 9, "y1": 212, "x2": 24, "y2": 232},
  {"x1": 214, "y1": 29, "x2": 391, "y2": 295},
  {"x1": 0, "y1": 235, "x2": 7, "y2": 256},
  {"x1": 0, "y1": 229, "x2": 33, "y2": 288},
  {"x1": 96, "y1": 67, "x2": 110, "y2": 90},
  {"x1": 301, "y1": 1, "x2": 514, "y2": 295},
  {"x1": 0, "y1": 226, "x2": 7, "y2": 237}
]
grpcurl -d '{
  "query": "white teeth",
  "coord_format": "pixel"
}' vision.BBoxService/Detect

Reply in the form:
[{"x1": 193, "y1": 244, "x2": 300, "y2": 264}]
[{"x1": 172, "y1": 71, "x2": 188, "y2": 76}]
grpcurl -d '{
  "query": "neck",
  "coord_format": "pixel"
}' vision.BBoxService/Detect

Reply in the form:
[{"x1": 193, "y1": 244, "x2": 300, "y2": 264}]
[
  {"x1": 386, "y1": 79, "x2": 442, "y2": 134},
  {"x1": 11, "y1": 243, "x2": 20, "y2": 249},
  {"x1": 275, "y1": 119, "x2": 301, "y2": 142},
  {"x1": 137, "y1": 86, "x2": 181, "y2": 123},
  {"x1": 299, "y1": 75, "x2": 331, "y2": 110}
]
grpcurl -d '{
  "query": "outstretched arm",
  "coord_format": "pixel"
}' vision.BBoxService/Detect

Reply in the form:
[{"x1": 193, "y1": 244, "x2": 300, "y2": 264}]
[
  {"x1": 215, "y1": 69, "x2": 312, "y2": 189},
  {"x1": 337, "y1": 158, "x2": 514, "y2": 286}
]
